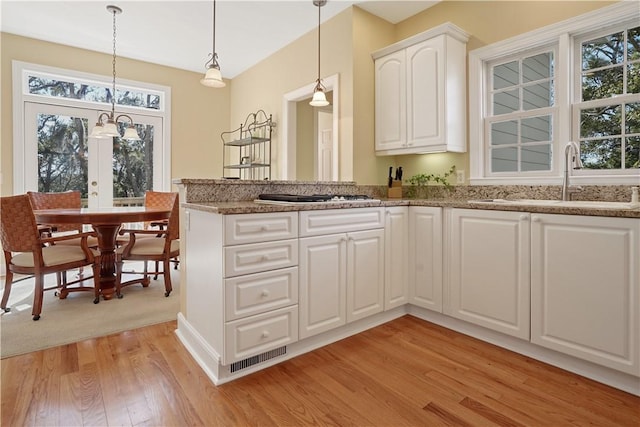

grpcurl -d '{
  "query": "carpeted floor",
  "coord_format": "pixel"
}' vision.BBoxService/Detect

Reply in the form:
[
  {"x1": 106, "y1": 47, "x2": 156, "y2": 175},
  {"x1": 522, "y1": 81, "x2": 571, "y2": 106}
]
[{"x1": 0, "y1": 263, "x2": 180, "y2": 358}]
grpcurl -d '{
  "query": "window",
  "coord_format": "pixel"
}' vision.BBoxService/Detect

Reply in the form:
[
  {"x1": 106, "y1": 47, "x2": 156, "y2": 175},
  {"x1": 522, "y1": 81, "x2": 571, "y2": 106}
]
[
  {"x1": 488, "y1": 50, "x2": 555, "y2": 173},
  {"x1": 469, "y1": 2, "x2": 640, "y2": 185},
  {"x1": 574, "y1": 26, "x2": 640, "y2": 171},
  {"x1": 13, "y1": 61, "x2": 172, "y2": 207}
]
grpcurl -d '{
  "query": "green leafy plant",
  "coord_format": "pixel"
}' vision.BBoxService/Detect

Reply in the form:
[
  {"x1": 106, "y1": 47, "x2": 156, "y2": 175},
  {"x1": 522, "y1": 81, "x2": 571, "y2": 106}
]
[{"x1": 405, "y1": 165, "x2": 456, "y2": 199}]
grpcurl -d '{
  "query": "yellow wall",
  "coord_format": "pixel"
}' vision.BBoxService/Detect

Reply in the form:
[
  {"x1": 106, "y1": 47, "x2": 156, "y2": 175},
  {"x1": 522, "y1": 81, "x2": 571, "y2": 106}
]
[
  {"x1": 230, "y1": 8, "x2": 354, "y2": 181},
  {"x1": 296, "y1": 98, "x2": 315, "y2": 181},
  {"x1": 0, "y1": 32, "x2": 230, "y2": 196}
]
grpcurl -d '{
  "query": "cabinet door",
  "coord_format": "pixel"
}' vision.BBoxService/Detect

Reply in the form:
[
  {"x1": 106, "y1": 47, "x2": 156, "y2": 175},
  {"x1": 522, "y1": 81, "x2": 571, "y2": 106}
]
[
  {"x1": 299, "y1": 234, "x2": 347, "y2": 339},
  {"x1": 409, "y1": 207, "x2": 442, "y2": 312},
  {"x1": 406, "y1": 36, "x2": 444, "y2": 148},
  {"x1": 347, "y1": 228, "x2": 385, "y2": 322},
  {"x1": 447, "y1": 209, "x2": 531, "y2": 339},
  {"x1": 531, "y1": 214, "x2": 639, "y2": 376},
  {"x1": 374, "y1": 50, "x2": 406, "y2": 152},
  {"x1": 385, "y1": 207, "x2": 409, "y2": 310}
]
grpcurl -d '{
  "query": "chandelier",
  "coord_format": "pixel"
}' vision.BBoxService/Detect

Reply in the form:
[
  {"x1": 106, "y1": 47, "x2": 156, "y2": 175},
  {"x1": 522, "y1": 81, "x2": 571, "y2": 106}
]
[
  {"x1": 310, "y1": 0, "x2": 329, "y2": 107},
  {"x1": 201, "y1": 0, "x2": 226, "y2": 88},
  {"x1": 89, "y1": 5, "x2": 141, "y2": 141}
]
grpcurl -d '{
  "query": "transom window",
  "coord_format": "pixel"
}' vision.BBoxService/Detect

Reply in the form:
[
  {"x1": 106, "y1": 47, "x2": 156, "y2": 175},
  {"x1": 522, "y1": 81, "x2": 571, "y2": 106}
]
[{"x1": 469, "y1": 2, "x2": 640, "y2": 185}]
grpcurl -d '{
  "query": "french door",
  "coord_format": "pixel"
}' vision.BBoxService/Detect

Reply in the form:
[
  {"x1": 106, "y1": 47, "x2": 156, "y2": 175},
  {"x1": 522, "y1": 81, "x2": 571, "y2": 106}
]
[{"x1": 24, "y1": 102, "x2": 163, "y2": 208}]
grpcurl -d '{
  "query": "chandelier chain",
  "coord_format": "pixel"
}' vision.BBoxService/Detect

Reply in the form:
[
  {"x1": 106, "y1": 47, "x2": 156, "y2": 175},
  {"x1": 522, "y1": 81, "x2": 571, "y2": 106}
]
[{"x1": 111, "y1": 7, "x2": 117, "y2": 118}]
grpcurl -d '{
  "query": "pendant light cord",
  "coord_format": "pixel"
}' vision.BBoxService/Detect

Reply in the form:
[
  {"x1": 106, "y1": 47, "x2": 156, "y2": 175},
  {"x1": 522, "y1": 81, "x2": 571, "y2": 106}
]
[
  {"x1": 213, "y1": 0, "x2": 217, "y2": 55},
  {"x1": 316, "y1": 2, "x2": 321, "y2": 81}
]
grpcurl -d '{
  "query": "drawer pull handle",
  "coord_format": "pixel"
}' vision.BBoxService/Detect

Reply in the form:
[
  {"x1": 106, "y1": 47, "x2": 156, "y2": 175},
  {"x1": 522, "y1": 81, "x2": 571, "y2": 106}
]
[
  {"x1": 261, "y1": 290, "x2": 270, "y2": 298},
  {"x1": 261, "y1": 331, "x2": 270, "y2": 339}
]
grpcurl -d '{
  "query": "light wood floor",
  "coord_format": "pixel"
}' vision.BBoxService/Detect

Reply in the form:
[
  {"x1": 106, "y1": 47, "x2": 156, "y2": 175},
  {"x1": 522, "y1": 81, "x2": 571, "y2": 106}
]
[{"x1": 2, "y1": 315, "x2": 639, "y2": 426}]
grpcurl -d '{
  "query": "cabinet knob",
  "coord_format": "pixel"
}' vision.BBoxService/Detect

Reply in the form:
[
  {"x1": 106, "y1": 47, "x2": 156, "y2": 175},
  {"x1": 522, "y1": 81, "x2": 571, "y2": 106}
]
[
  {"x1": 261, "y1": 331, "x2": 270, "y2": 339},
  {"x1": 261, "y1": 290, "x2": 270, "y2": 298},
  {"x1": 520, "y1": 214, "x2": 529, "y2": 221},
  {"x1": 532, "y1": 216, "x2": 541, "y2": 223}
]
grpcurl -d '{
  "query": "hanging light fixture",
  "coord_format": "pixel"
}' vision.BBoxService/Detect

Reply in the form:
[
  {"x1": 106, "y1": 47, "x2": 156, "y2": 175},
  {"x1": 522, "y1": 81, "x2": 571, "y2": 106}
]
[
  {"x1": 90, "y1": 5, "x2": 140, "y2": 141},
  {"x1": 201, "y1": 0, "x2": 226, "y2": 88},
  {"x1": 310, "y1": 0, "x2": 329, "y2": 107}
]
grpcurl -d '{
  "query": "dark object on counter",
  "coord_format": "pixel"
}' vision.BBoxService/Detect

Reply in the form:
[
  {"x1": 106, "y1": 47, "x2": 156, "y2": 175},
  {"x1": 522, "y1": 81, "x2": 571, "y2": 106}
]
[
  {"x1": 258, "y1": 194, "x2": 333, "y2": 202},
  {"x1": 388, "y1": 166, "x2": 393, "y2": 187}
]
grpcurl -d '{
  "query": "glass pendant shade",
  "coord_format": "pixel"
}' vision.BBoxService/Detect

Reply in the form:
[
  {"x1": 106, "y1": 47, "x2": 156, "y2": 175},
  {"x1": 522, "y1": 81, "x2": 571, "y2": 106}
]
[
  {"x1": 89, "y1": 124, "x2": 105, "y2": 138},
  {"x1": 102, "y1": 120, "x2": 120, "y2": 137},
  {"x1": 201, "y1": 66, "x2": 226, "y2": 88},
  {"x1": 123, "y1": 126, "x2": 141, "y2": 140},
  {"x1": 310, "y1": 89, "x2": 329, "y2": 107}
]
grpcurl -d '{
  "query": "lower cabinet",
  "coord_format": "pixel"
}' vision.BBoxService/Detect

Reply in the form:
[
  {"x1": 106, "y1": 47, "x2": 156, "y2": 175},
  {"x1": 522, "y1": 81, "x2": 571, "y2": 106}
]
[
  {"x1": 408, "y1": 206, "x2": 442, "y2": 312},
  {"x1": 384, "y1": 207, "x2": 409, "y2": 310},
  {"x1": 446, "y1": 208, "x2": 531, "y2": 340},
  {"x1": 299, "y1": 228, "x2": 385, "y2": 339},
  {"x1": 531, "y1": 213, "x2": 640, "y2": 376}
]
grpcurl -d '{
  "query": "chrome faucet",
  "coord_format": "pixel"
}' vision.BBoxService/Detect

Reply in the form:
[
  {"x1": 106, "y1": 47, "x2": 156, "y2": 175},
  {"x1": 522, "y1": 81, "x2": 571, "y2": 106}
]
[{"x1": 562, "y1": 141, "x2": 583, "y2": 201}]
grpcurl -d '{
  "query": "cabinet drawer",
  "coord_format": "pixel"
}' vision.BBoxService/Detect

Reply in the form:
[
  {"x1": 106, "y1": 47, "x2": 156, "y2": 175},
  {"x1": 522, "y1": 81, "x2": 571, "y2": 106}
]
[
  {"x1": 224, "y1": 239, "x2": 298, "y2": 277},
  {"x1": 299, "y1": 208, "x2": 384, "y2": 237},
  {"x1": 225, "y1": 267, "x2": 299, "y2": 321},
  {"x1": 224, "y1": 212, "x2": 298, "y2": 245},
  {"x1": 224, "y1": 305, "x2": 298, "y2": 364}
]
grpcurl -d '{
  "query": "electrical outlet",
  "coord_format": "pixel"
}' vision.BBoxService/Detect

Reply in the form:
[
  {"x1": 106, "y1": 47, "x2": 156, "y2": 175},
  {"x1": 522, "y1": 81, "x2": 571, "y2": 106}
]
[{"x1": 456, "y1": 170, "x2": 465, "y2": 185}]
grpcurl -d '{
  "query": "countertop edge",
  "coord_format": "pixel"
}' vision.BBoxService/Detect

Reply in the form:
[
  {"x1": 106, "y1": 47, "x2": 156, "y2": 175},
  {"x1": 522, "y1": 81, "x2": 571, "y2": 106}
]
[{"x1": 181, "y1": 199, "x2": 640, "y2": 218}]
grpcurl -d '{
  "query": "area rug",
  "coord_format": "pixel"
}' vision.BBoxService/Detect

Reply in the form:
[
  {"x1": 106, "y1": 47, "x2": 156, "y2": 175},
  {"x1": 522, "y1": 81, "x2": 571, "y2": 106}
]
[{"x1": 0, "y1": 263, "x2": 180, "y2": 358}]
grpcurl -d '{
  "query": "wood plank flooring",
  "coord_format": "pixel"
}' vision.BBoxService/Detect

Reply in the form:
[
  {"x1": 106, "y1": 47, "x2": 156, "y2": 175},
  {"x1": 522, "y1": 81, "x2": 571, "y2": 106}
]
[{"x1": 2, "y1": 315, "x2": 639, "y2": 426}]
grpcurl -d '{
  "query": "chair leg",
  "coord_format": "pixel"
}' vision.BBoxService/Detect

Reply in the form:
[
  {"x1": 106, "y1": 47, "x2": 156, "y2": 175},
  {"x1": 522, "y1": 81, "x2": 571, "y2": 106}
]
[
  {"x1": 32, "y1": 274, "x2": 45, "y2": 321},
  {"x1": 1, "y1": 269, "x2": 14, "y2": 312},
  {"x1": 154, "y1": 260, "x2": 159, "y2": 280},
  {"x1": 163, "y1": 258, "x2": 172, "y2": 297}
]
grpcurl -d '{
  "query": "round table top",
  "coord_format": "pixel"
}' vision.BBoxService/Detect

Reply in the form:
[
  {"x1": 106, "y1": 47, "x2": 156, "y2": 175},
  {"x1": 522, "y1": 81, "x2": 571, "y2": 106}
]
[{"x1": 33, "y1": 207, "x2": 171, "y2": 225}]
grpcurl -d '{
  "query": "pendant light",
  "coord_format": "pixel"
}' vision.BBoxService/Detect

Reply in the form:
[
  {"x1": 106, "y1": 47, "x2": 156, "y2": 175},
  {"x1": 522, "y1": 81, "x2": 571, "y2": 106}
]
[
  {"x1": 310, "y1": 0, "x2": 329, "y2": 107},
  {"x1": 89, "y1": 5, "x2": 141, "y2": 141},
  {"x1": 201, "y1": 0, "x2": 226, "y2": 88}
]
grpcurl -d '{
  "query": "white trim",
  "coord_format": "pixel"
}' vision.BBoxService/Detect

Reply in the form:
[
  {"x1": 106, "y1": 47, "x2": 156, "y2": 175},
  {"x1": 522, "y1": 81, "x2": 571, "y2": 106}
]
[
  {"x1": 469, "y1": 2, "x2": 640, "y2": 184},
  {"x1": 11, "y1": 60, "x2": 172, "y2": 194},
  {"x1": 281, "y1": 74, "x2": 339, "y2": 181}
]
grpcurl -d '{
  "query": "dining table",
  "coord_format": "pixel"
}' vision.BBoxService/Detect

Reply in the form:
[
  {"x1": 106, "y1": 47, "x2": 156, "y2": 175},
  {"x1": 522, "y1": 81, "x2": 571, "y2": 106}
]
[{"x1": 33, "y1": 206, "x2": 171, "y2": 300}]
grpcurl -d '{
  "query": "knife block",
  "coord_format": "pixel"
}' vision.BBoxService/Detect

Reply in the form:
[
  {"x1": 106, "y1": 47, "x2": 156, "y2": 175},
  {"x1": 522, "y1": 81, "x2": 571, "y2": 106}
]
[{"x1": 387, "y1": 181, "x2": 403, "y2": 199}]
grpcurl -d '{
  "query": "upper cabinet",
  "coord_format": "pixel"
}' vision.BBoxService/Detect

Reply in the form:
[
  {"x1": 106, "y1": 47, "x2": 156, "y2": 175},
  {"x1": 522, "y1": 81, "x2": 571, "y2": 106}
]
[{"x1": 372, "y1": 23, "x2": 469, "y2": 156}]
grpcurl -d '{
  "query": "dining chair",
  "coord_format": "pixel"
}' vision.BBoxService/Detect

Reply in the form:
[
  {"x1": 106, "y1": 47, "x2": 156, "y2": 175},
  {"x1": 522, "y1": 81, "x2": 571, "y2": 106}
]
[
  {"x1": 0, "y1": 194, "x2": 101, "y2": 320},
  {"x1": 27, "y1": 191, "x2": 98, "y2": 247},
  {"x1": 115, "y1": 191, "x2": 179, "y2": 298}
]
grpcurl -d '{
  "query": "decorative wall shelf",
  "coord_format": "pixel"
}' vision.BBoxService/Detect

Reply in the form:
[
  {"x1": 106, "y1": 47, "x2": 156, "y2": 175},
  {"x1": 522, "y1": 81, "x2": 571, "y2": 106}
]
[{"x1": 222, "y1": 110, "x2": 275, "y2": 180}]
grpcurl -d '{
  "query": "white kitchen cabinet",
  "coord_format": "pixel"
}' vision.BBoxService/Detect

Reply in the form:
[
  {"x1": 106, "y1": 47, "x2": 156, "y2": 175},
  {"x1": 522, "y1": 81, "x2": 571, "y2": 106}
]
[
  {"x1": 183, "y1": 210, "x2": 299, "y2": 366},
  {"x1": 299, "y1": 209, "x2": 385, "y2": 339},
  {"x1": 408, "y1": 206, "x2": 442, "y2": 312},
  {"x1": 384, "y1": 207, "x2": 409, "y2": 310},
  {"x1": 531, "y1": 214, "x2": 640, "y2": 376},
  {"x1": 446, "y1": 208, "x2": 531, "y2": 340},
  {"x1": 373, "y1": 23, "x2": 469, "y2": 156}
]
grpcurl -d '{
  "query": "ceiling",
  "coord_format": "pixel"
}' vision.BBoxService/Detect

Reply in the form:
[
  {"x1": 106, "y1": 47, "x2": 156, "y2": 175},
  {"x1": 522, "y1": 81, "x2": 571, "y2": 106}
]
[{"x1": 0, "y1": 1, "x2": 438, "y2": 79}]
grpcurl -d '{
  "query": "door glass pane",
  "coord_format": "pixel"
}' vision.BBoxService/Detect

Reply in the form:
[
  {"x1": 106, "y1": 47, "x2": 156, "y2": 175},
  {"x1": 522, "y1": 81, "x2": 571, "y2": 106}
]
[
  {"x1": 112, "y1": 123, "x2": 154, "y2": 206},
  {"x1": 37, "y1": 113, "x2": 88, "y2": 197}
]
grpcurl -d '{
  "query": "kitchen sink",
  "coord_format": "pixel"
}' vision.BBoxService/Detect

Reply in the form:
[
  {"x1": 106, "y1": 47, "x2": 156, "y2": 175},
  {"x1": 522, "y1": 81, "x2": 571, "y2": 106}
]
[{"x1": 468, "y1": 199, "x2": 640, "y2": 210}]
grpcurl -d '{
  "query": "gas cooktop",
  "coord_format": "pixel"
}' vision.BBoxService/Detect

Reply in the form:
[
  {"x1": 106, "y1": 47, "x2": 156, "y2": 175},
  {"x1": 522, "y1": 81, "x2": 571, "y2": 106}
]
[{"x1": 255, "y1": 194, "x2": 380, "y2": 205}]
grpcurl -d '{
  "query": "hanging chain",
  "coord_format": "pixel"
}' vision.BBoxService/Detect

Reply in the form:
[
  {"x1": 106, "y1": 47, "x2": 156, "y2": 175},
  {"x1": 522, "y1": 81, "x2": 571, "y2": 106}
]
[{"x1": 111, "y1": 7, "x2": 117, "y2": 117}]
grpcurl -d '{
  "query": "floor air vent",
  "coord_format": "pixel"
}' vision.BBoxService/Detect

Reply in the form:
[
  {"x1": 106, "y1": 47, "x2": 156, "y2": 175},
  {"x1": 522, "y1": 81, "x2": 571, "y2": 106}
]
[{"x1": 230, "y1": 346, "x2": 287, "y2": 373}]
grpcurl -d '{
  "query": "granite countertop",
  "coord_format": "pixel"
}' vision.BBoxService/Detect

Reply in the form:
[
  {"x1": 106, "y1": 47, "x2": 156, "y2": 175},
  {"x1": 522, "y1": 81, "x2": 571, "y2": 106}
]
[{"x1": 182, "y1": 198, "x2": 640, "y2": 219}]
